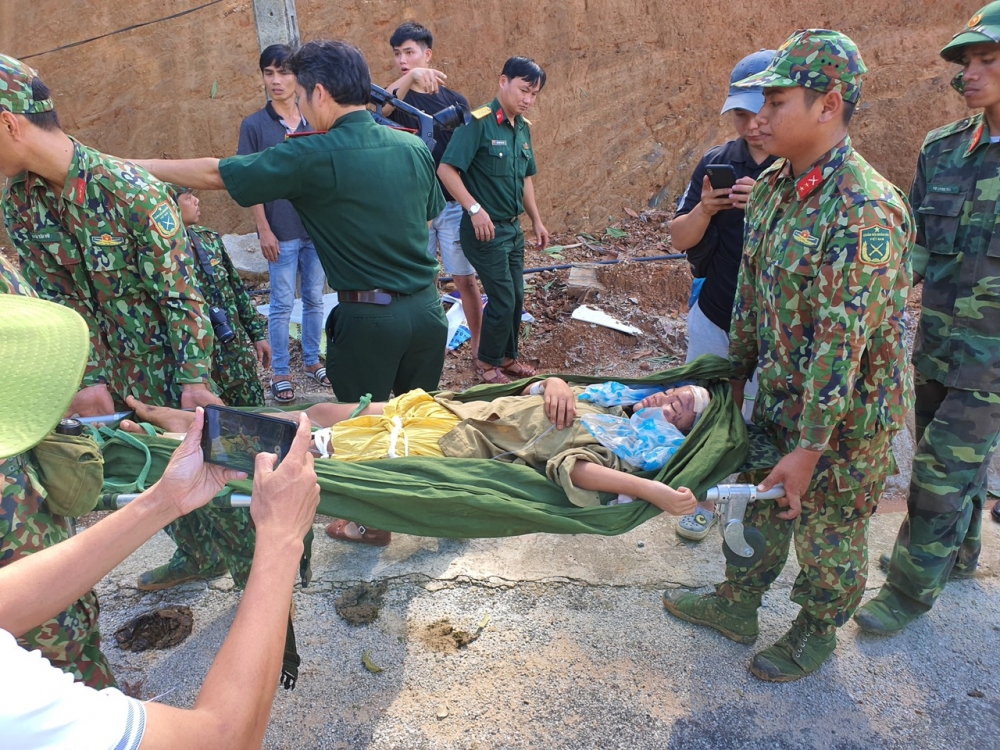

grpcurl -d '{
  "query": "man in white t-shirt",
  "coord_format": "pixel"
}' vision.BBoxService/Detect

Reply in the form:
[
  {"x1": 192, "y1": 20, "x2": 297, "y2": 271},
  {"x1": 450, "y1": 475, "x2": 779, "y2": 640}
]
[{"x1": 0, "y1": 294, "x2": 320, "y2": 749}]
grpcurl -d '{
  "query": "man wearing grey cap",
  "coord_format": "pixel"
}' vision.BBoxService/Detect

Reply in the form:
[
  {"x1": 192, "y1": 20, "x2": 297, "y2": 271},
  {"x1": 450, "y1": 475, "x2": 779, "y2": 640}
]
[{"x1": 669, "y1": 49, "x2": 776, "y2": 543}]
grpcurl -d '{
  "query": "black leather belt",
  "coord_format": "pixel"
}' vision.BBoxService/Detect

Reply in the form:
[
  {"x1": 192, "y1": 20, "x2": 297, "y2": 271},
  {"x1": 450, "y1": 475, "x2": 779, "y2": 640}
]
[{"x1": 336, "y1": 290, "x2": 399, "y2": 305}]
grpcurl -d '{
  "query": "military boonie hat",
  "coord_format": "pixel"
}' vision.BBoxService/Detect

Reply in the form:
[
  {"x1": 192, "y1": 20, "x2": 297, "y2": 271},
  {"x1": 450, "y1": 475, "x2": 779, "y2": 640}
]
[
  {"x1": 0, "y1": 295, "x2": 89, "y2": 459},
  {"x1": 0, "y1": 53, "x2": 54, "y2": 115},
  {"x1": 941, "y1": 1, "x2": 1000, "y2": 63},
  {"x1": 732, "y1": 29, "x2": 868, "y2": 105}
]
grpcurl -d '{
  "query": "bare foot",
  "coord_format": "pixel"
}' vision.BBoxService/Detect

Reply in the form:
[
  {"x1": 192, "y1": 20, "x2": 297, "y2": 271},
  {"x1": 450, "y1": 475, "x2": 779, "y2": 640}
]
[{"x1": 122, "y1": 396, "x2": 196, "y2": 433}]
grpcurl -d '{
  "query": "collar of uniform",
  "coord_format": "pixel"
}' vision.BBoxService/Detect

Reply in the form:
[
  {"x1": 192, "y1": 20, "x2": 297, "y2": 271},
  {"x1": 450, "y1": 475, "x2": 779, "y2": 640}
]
[
  {"x1": 330, "y1": 109, "x2": 373, "y2": 129},
  {"x1": 490, "y1": 98, "x2": 523, "y2": 129},
  {"x1": 20, "y1": 137, "x2": 89, "y2": 206},
  {"x1": 784, "y1": 136, "x2": 853, "y2": 201},
  {"x1": 964, "y1": 113, "x2": 989, "y2": 157}
]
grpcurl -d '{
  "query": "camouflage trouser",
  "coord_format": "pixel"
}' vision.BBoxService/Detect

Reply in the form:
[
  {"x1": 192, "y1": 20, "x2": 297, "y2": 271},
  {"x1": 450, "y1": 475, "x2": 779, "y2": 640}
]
[
  {"x1": 163, "y1": 374, "x2": 261, "y2": 589},
  {"x1": 1, "y1": 455, "x2": 115, "y2": 689},
  {"x1": 717, "y1": 468, "x2": 879, "y2": 632},
  {"x1": 212, "y1": 337, "x2": 265, "y2": 409},
  {"x1": 884, "y1": 376, "x2": 1000, "y2": 610}
]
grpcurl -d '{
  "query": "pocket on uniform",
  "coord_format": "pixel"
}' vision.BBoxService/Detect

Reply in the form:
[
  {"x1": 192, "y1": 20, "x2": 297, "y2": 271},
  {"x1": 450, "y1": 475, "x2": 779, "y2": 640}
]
[
  {"x1": 917, "y1": 191, "x2": 964, "y2": 256},
  {"x1": 770, "y1": 240, "x2": 820, "y2": 310},
  {"x1": 84, "y1": 242, "x2": 135, "y2": 299},
  {"x1": 487, "y1": 143, "x2": 509, "y2": 176}
]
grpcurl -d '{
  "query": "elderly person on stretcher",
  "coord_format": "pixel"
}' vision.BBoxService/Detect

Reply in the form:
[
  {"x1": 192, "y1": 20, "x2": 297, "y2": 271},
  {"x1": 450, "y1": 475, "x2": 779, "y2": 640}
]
[{"x1": 121, "y1": 378, "x2": 711, "y2": 537}]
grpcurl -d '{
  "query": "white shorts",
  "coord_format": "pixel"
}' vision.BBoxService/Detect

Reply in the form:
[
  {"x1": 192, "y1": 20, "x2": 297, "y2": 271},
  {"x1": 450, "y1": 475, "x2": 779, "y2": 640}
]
[
  {"x1": 429, "y1": 201, "x2": 476, "y2": 277},
  {"x1": 686, "y1": 300, "x2": 758, "y2": 421}
]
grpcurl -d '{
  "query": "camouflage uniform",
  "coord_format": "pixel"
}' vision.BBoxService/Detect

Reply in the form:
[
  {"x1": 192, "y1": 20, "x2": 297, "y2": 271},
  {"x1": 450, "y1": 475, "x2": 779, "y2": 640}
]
[
  {"x1": 877, "y1": 112, "x2": 1000, "y2": 610},
  {"x1": 3, "y1": 140, "x2": 216, "y2": 407},
  {"x1": 0, "y1": 254, "x2": 114, "y2": 689},
  {"x1": 723, "y1": 133, "x2": 913, "y2": 631},
  {"x1": 186, "y1": 226, "x2": 267, "y2": 408}
]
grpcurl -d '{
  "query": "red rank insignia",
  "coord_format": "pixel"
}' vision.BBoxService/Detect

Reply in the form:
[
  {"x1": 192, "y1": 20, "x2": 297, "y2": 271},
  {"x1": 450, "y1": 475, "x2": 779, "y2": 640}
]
[
  {"x1": 796, "y1": 167, "x2": 823, "y2": 200},
  {"x1": 74, "y1": 178, "x2": 86, "y2": 204},
  {"x1": 496, "y1": 109, "x2": 505, "y2": 125}
]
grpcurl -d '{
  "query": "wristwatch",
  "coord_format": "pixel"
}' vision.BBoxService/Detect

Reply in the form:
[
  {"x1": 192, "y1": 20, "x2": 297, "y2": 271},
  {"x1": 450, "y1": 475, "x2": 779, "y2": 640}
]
[{"x1": 467, "y1": 202, "x2": 481, "y2": 216}]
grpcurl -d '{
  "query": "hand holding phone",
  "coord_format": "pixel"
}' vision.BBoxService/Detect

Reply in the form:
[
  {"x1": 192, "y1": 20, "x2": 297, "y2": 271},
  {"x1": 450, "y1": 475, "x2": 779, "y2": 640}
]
[
  {"x1": 202, "y1": 406, "x2": 299, "y2": 476},
  {"x1": 705, "y1": 164, "x2": 737, "y2": 190}
]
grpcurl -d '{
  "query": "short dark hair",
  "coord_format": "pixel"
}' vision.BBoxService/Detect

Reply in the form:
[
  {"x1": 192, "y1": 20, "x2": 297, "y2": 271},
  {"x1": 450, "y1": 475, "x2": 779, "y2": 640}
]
[
  {"x1": 259, "y1": 44, "x2": 293, "y2": 72},
  {"x1": 389, "y1": 21, "x2": 433, "y2": 50},
  {"x1": 288, "y1": 40, "x2": 370, "y2": 106},
  {"x1": 501, "y1": 57, "x2": 546, "y2": 90},
  {"x1": 801, "y1": 87, "x2": 855, "y2": 126},
  {"x1": 23, "y1": 79, "x2": 60, "y2": 132}
]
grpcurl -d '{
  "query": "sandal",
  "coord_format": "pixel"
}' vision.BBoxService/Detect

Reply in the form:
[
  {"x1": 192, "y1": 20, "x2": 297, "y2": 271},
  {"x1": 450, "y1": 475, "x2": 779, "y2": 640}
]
[
  {"x1": 502, "y1": 360, "x2": 537, "y2": 378},
  {"x1": 269, "y1": 378, "x2": 295, "y2": 404},
  {"x1": 475, "y1": 366, "x2": 512, "y2": 385},
  {"x1": 325, "y1": 519, "x2": 391, "y2": 547},
  {"x1": 675, "y1": 509, "x2": 717, "y2": 542},
  {"x1": 305, "y1": 365, "x2": 331, "y2": 388}
]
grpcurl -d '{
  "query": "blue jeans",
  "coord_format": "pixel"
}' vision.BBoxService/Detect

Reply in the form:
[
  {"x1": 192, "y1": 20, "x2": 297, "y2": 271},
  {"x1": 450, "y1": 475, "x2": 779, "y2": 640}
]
[{"x1": 268, "y1": 238, "x2": 325, "y2": 374}]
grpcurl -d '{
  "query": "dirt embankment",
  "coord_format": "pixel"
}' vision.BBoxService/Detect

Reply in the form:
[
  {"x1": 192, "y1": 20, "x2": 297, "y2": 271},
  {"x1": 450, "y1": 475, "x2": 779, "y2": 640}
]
[{"x1": 0, "y1": 0, "x2": 971, "y2": 238}]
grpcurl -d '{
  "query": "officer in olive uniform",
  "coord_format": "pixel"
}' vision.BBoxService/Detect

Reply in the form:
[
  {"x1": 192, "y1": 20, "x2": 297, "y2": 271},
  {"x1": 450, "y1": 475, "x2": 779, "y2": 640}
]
[
  {"x1": 438, "y1": 56, "x2": 550, "y2": 385},
  {"x1": 663, "y1": 30, "x2": 913, "y2": 682},
  {"x1": 855, "y1": 1, "x2": 1000, "y2": 634}
]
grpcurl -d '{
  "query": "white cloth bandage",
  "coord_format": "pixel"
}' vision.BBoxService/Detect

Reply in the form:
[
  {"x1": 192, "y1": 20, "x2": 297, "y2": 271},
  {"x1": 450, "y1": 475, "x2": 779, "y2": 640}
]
[
  {"x1": 528, "y1": 382, "x2": 546, "y2": 396},
  {"x1": 690, "y1": 386, "x2": 711, "y2": 416},
  {"x1": 313, "y1": 428, "x2": 333, "y2": 458}
]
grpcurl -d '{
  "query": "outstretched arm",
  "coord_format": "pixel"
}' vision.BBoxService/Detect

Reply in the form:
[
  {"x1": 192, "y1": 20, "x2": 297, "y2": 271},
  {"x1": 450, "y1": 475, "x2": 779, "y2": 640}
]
[
  {"x1": 569, "y1": 462, "x2": 696, "y2": 515},
  {"x1": 132, "y1": 158, "x2": 226, "y2": 190}
]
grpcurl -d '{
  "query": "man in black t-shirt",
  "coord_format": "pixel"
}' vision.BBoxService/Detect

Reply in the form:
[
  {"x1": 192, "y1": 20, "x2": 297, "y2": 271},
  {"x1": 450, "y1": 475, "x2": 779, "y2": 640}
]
[
  {"x1": 669, "y1": 49, "x2": 776, "y2": 543},
  {"x1": 384, "y1": 22, "x2": 484, "y2": 359}
]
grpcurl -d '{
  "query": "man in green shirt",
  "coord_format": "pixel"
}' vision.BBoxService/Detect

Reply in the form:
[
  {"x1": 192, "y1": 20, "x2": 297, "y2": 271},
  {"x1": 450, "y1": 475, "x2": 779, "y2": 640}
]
[
  {"x1": 133, "y1": 39, "x2": 448, "y2": 407},
  {"x1": 439, "y1": 57, "x2": 550, "y2": 384}
]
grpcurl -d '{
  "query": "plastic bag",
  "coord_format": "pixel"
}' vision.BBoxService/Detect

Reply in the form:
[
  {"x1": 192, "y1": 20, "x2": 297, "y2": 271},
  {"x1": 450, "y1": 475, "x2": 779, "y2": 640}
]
[
  {"x1": 581, "y1": 407, "x2": 686, "y2": 471},
  {"x1": 578, "y1": 380, "x2": 692, "y2": 407}
]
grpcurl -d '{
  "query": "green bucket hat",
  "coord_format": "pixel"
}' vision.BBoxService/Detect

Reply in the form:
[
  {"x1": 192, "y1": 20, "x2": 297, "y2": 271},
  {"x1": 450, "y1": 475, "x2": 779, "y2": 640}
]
[
  {"x1": 941, "y1": 1, "x2": 1000, "y2": 63},
  {"x1": 733, "y1": 29, "x2": 868, "y2": 105},
  {"x1": 0, "y1": 53, "x2": 54, "y2": 114},
  {"x1": 0, "y1": 295, "x2": 89, "y2": 459}
]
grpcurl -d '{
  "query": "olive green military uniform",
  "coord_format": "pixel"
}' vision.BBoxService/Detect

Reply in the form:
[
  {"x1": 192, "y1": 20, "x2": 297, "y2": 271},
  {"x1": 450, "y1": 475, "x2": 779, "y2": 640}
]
[
  {"x1": 220, "y1": 110, "x2": 447, "y2": 401},
  {"x1": 441, "y1": 99, "x2": 537, "y2": 367},
  {"x1": 186, "y1": 226, "x2": 267, "y2": 407},
  {"x1": 0, "y1": 254, "x2": 114, "y2": 689}
]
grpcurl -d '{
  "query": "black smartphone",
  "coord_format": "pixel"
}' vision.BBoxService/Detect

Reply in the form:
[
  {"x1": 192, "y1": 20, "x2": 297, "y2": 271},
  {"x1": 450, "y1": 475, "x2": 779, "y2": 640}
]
[
  {"x1": 706, "y1": 164, "x2": 737, "y2": 190},
  {"x1": 201, "y1": 405, "x2": 298, "y2": 476}
]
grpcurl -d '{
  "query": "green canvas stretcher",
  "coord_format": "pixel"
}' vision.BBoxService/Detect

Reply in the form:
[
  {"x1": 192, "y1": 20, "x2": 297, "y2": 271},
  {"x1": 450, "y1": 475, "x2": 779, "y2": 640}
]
[{"x1": 97, "y1": 356, "x2": 762, "y2": 538}]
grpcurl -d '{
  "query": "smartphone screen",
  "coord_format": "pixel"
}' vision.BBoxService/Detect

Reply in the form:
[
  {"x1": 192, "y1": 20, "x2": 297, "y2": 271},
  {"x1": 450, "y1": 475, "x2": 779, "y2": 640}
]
[
  {"x1": 201, "y1": 406, "x2": 298, "y2": 476},
  {"x1": 706, "y1": 164, "x2": 737, "y2": 190}
]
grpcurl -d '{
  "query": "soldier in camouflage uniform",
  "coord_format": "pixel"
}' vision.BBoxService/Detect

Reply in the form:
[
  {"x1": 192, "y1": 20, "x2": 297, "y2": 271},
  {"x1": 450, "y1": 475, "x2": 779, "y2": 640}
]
[
  {"x1": 855, "y1": 2, "x2": 1000, "y2": 634},
  {"x1": 0, "y1": 55, "x2": 253, "y2": 591},
  {"x1": 172, "y1": 185, "x2": 270, "y2": 407},
  {"x1": 0, "y1": 254, "x2": 114, "y2": 689},
  {"x1": 663, "y1": 30, "x2": 914, "y2": 681}
]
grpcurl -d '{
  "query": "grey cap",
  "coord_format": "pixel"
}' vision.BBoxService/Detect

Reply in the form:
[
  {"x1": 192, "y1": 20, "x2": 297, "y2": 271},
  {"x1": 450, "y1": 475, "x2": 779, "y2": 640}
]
[{"x1": 720, "y1": 49, "x2": 776, "y2": 114}]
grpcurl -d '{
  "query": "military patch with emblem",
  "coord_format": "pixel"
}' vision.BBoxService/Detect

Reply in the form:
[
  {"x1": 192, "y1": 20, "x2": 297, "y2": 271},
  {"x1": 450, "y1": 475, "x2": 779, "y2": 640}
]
[
  {"x1": 969, "y1": 13, "x2": 983, "y2": 27},
  {"x1": 149, "y1": 201, "x2": 180, "y2": 237},
  {"x1": 792, "y1": 229, "x2": 820, "y2": 248},
  {"x1": 92, "y1": 233, "x2": 126, "y2": 247},
  {"x1": 858, "y1": 225, "x2": 891, "y2": 265}
]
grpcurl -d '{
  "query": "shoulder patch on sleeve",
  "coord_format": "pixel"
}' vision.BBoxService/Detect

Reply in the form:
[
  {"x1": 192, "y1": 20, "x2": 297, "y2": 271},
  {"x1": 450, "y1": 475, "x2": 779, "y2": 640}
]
[
  {"x1": 858, "y1": 225, "x2": 892, "y2": 266},
  {"x1": 149, "y1": 201, "x2": 180, "y2": 238},
  {"x1": 471, "y1": 105, "x2": 493, "y2": 120},
  {"x1": 924, "y1": 117, "x2": 977, "y2": 147}
]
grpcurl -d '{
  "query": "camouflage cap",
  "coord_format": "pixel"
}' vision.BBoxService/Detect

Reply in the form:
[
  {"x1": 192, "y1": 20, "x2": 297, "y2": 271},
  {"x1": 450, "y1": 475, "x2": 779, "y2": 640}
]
[
  {"x1": 732, "y1": 29, "x2": 868, "y2": 105},
  {"x1": 941, "y1": 1, "x2": 1000, "y2": 63},
  {"x1": 0, "y1": 54, "x2": 53, "y2": 114},
  {"x1": 165, "y1": 183, "x2": 193, "y2": 202}
]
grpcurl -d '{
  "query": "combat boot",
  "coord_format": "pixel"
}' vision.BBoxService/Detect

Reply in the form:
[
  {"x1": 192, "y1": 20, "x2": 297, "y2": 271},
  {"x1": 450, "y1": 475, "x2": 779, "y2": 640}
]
[
  {"x1": 137, "y1": 557, "x2": 228, "y2": 592},
  {"x1": 877, "y1": 552, "x2": 976, "y2": 580},
  {"x1": 749, "y1": 617, "x2": 836, "y2": 682},
  {"x1": 662, "y1": 590, "x2": 759, "y2": 644},
  {"x1": 853, "y1": 587, "x2": 926, "y2": 636}
]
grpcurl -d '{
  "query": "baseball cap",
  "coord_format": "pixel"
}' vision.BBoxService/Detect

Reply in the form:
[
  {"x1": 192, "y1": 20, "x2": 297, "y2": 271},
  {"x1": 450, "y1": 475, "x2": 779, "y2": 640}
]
[
  {"x1": 0, "y1": 54, "x2": 54, "y2": 115},
  {"x1": 941, "y1": 1, "x2": 1000, "y2": 63},
  {"x1": 0, "y1": 295, "x2": 89, "y2": 459},
  {"x1": 720, "y1": 49, "x2": 777, "y2": 114},
  {"x1": 733, "y1": 29, "x2": 868, "y2": 105}
]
